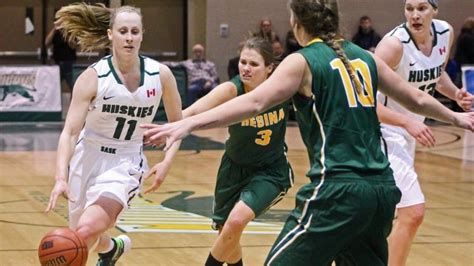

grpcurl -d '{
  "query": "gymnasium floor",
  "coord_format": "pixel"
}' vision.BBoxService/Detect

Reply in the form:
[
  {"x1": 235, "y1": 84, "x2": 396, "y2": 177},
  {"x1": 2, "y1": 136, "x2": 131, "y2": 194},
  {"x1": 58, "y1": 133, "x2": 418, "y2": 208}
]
[{"x1": 0, "y1": 121, "x2": 472, "y2": 265}]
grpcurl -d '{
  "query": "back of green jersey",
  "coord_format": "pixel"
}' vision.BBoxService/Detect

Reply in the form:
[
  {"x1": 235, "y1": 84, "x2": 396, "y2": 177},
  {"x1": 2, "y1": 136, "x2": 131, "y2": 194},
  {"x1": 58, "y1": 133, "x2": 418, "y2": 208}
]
[{"x1": 294, "y1": 40, "x2": 390, "y2": 179}]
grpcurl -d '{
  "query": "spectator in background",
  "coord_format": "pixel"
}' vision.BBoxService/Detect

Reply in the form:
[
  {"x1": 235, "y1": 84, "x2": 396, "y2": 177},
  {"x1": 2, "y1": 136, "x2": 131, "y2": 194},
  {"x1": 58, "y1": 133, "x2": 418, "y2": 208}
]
[
  {"x1": 454, "y1": 17, "x2": 474, "y2": 84},
  {"x1": 166, "y1": 44, "x2": 219, "y2": 106},
  {"x1": 451, "y1": 16, "x2": 474, "y2": 111},
  {"x1": 253, "y1": 18, "x2": 280, "y2": 43},
  {"x1": 271, "y1": 39, "x2": 285, "y2": 62},
  {"x1": 227, "y1": 41, "x2": 245, "y2": 80},
  {"x1": 284, "y1": 30, "x2": 302, "y2": 56},
  {"x1": 45, "y1": 23, "x2": 77, "y2": 91},
  {"x1": 352, "y1": 15, "x2": 381, "y2": 52}
]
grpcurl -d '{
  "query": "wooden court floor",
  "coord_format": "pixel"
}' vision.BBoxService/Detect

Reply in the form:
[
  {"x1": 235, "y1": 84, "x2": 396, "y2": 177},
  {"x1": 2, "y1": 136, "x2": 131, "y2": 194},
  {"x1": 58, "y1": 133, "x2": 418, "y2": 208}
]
[{"x1": 0, "y1": 122, "x2": 472, "y2": 265}]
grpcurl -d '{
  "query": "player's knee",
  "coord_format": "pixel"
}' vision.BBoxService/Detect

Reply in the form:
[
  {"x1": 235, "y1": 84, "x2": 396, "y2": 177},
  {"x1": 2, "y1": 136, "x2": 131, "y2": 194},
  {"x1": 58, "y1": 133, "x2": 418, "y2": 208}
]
[
  {"x1": 225, "y1": 215, "x2": 248, "y2": 232},
  {"x1": 409, "y1": 208, "x2": 425, "y2": 227},
  {"x1": 403, "y1": 206, "x2": 425, "y2": 228},
  {"x1": 75, "y1": 223, "x2": 98, "y2": 244}
]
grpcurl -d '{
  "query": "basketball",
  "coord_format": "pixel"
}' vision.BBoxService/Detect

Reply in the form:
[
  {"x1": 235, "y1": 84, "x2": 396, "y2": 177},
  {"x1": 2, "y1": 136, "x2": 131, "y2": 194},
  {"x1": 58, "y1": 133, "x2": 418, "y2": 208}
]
[{"x1": 38, "y1": 228, "x2": 88, "y2": 266}]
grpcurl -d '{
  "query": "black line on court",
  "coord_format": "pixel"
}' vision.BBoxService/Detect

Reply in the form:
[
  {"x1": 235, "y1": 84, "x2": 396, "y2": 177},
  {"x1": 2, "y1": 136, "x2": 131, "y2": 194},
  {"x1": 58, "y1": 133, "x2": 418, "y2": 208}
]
[
  {"x1": 422, "y1": 181, "x2": 474, "y2": 184},
  {"x1": 0, "y1": 249, "x2": 38, "y2": 252},
  {"x1": 0, "y1": 185, "x2": 52, "y2": 187},
  {"x1": 412, "y1": 241, "x2": 474, "y2": 245},
  {"x1": 116, "y1": 244, "x2": 273, "y2": 250},
  {"x1": 177, "y1": 150, "x2": 201, "y2": 155},
  {"x1": 10, "y1": 241, "x2": 466, "y2": 251},
  {"x1": 116, "y1": 226, "x2": 126, "y2": 233},
  {"x1": 430, "y1": 144, "x2": 474, "y2": 151},
  {"x1": 423, "y1": 144, "x2": 474, "y2": 154},
  {"x1": 79, "y1": 240, "x2": 474, "y2": 249},
  {"x1": 0, "y1": 244, "x2": 269, "y2": 252},
  {"x1": 0, "y1": 219, "x2": 63, "y2": 228},
  {"x1": 0, "y1": 199, "x2": 28, "y2": 204},
  {"x1": 1, "y1": 241, "x2": 472, "y2": 253},
  {"x1": 0, "y1": 211, "x2": 47, "y2": 214},
  {"x1": 427, "y1": 207, "x2": 474, "y2": 210},
  {"x1": 429, "y1": 129, "x2": 462, "y2": 147},
  {"x1": 428, "y1": 206, "x2": 474, "y2": 209}
]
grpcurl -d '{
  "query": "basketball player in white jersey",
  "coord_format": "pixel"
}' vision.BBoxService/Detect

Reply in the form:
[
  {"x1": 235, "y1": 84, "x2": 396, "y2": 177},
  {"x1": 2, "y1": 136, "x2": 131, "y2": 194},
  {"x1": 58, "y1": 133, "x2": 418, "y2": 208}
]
[
  {"x1": 44, "y1": 4, "x2": 182, "y2": 265},
  {"x1": 375, "y1": 0, "x2": 474, "y2": 265}
]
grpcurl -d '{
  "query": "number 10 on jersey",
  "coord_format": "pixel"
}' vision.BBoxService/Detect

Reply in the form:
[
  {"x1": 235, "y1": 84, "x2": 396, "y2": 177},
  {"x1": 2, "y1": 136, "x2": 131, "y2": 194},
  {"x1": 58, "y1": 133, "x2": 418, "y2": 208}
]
[{"x1": 330, "y1": 58, "x2": 375, "y2": 108}]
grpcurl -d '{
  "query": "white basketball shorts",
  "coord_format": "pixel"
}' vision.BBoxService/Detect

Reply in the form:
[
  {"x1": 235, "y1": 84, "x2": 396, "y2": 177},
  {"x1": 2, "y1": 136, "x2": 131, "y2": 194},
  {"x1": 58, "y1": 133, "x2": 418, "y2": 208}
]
[
  {"x1": 67, "y1": 139, "x2": 147, "y2": 229},
  {"x1": 381, "y1": 127, "x2": 425, "y2": 208}
]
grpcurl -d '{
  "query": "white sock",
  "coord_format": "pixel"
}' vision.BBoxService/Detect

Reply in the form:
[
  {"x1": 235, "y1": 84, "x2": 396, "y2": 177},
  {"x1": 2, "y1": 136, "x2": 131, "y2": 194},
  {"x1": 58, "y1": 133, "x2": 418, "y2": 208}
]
[
  {"x1": 117, "y1": 235, "x2": 132, "y2": 253},
  {"x1": 102, "y1": 238, "x2": 115, "y2": 254}
]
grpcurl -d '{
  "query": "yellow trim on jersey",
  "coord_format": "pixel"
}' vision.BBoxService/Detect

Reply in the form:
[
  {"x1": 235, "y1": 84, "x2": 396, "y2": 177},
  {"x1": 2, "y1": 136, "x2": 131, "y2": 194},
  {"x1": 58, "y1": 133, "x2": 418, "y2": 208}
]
[
  {"x1": 306, "y1": 37, "x2": 345, "y2": 46},
  {"x1": 306, "y1": 38, "x2": 323, "y2": 46}
]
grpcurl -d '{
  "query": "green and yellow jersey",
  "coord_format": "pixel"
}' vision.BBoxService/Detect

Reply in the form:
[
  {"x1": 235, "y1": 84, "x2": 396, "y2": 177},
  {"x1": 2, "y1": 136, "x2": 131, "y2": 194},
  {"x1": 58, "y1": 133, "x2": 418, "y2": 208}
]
[
  {"x1": 225, "y1": 76, "x2": 289, "y2": 166},
  {"x1": 294, "y1": 39, "x2": 391, "y2": 180}
]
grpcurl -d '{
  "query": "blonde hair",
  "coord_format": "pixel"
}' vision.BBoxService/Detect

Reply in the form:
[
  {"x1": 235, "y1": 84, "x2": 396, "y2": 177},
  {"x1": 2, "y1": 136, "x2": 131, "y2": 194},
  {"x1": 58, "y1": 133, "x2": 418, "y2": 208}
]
[
  {"x1": 290, "y1": 0, "x2": 365, "y2": 95},
  {"x1": 55, "y1": 3, "x2": 142, "y2": 52}
]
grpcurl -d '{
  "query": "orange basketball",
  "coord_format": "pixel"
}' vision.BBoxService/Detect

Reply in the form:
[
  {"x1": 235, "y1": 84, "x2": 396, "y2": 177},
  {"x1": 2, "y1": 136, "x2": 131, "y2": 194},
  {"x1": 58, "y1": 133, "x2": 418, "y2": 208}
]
[{"x1": 38, "y1": 228, "x2": 88, "y2": 266}]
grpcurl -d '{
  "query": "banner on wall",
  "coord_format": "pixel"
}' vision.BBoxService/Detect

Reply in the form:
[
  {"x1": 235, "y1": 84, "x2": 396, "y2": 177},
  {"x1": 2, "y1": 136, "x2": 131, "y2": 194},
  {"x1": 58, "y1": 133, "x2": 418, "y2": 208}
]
[
  {"x1": 0, "y1": 66, "x2": 62, "y2": 121},
  {"x1": 0, "y1": 66, "x2": 61, "y2": 111}
]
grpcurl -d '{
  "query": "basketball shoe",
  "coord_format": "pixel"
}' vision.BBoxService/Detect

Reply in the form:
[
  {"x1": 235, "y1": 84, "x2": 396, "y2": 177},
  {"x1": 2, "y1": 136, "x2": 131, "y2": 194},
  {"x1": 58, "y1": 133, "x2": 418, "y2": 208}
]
[{"x1": 96, "y1": 235, "x2": 131, "y2": 266}]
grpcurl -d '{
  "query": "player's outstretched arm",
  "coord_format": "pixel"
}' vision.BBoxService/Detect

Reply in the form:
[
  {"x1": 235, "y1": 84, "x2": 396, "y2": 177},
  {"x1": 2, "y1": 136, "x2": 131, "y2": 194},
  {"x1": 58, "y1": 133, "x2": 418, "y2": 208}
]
[
  {"x1": 142, "y1": 64, "x2": 183, "y2": 194},
  {"x1": 46, "y1": 68, "x2": 97, "y2": 212},
  {"x1": 142, "y1": 53, "x2": 306, "y2": 151}
]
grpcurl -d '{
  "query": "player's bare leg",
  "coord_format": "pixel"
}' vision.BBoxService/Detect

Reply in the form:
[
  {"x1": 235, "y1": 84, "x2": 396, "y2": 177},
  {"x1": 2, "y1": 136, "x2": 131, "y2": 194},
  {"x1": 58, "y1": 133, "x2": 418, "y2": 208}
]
[
  {"x1": 389, "y1": 203, "x2": 425, "y2": 266},
  {"x1": 207, "y1": 201, "x2": 255, "y2": 264}
]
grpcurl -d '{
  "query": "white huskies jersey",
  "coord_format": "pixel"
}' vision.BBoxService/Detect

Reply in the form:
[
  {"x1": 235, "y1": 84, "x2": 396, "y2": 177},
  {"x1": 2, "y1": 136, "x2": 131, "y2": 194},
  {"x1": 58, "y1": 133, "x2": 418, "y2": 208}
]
[
  {"x1": 80, "y1": 55, "x2": 162, "y2": 151},
  {"x1": 378, "y1": 19, "x2": 451, "y2": 134}
]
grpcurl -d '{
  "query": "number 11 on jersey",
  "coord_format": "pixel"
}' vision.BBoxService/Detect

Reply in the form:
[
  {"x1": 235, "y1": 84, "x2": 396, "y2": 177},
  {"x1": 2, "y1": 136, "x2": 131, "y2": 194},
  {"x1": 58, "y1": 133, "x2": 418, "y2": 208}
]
[{"x1": 113, "y1": 117, "x2": 137, "y2": 140}]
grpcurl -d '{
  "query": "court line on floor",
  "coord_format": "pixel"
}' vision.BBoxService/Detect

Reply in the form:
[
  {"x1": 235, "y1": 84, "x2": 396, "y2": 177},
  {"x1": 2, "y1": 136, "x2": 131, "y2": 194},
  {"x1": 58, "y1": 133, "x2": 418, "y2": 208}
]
[
  {"x1": 0, "y1": 199, "x2": 28, "y2": 204},
  {"x1": 2, "y1": 241, "x2": 473, "y2": 253},
  {"x1": 0, "y1": 219, "x2": 64, "y2": 228}
]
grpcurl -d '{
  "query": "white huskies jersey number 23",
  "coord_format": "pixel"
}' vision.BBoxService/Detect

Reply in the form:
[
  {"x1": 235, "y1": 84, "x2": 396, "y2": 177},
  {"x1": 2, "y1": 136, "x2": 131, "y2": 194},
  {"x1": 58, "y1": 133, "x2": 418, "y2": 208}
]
[{"x1": 378, "y1": 19, "x2": 451, "y2": 124}]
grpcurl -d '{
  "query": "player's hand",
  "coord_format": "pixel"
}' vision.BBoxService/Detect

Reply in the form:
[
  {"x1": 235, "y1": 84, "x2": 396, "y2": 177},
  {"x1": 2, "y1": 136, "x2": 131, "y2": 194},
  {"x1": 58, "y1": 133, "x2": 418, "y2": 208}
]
[
  {"x1": 404, "y1": 120, "x2": 436, "y2": 147},
  {"x1": 142, "y1": 124, "x2": 167, "y2": 148},
  {"x1": 142, "y1": 120, "x2": 193, "y2": 151},
  {"x1": 453, "y1": 112, "x2": 474, "y2": 132},
  {"x1": 45, "y1": 179, "x2": 75, "y2": 213},
  {"x1": 143, "y1": 161, "x2": 171, "y2": 194},
  {"x1": 455, "y1": 88, "x2": 474, "y2": 112}
]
